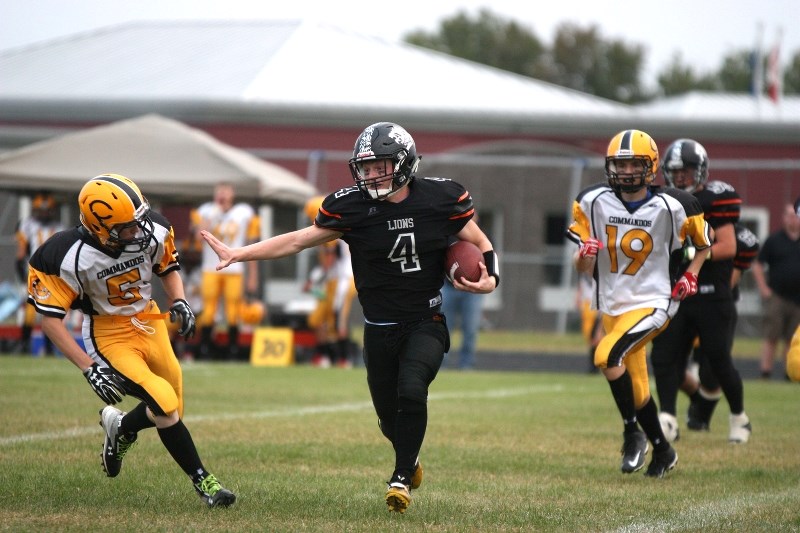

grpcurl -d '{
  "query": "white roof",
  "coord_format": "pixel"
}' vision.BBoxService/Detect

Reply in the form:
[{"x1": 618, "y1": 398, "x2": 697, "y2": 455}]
[
  {"x1": 0, "y1": 20, "x2": 797, "y2": 139},
  {"x1": 0, "y1": 20, "x2": 629, "y2": 119},
  {"x1": 635, "y1": 91, "x2": 800, "y2": 124}
]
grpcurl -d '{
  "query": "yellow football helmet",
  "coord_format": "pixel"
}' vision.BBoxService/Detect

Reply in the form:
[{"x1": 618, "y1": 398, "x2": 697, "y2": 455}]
[
  {"x1": 32, "y1": 192, "x2": 56, "y2": 210},
  {"x1": 605, "y1": 129, "x2": 659, "y2": 193},
  {"x1": 31, "y1": 192, "x2": 57, "y2": 223},
  {"x1": 239, "y1": 300, "x2": 265, "y2": 325},
  {"x1": 78, "y1": 173, "x2": 154, "y2": 251},
  {"x1": 304, "y1": 195, "x2": 326, "y2": 223}
]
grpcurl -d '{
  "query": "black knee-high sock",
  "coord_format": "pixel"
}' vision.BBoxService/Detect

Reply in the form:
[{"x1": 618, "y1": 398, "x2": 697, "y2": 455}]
[
  {"x1": 120, "y1": 402, "x2": 156, "y2": 435},
  {"x1": 690, "y1": 388, "x2": 721, "y2": 424},
  {"x1": 393, "y1": 406, "x2": 427, "y2": 478},
  {"x1": 636, "y1": 397, "x2": 669, "y2": 452},
  {"x1": 608, "y1": 370, "x2": 638, "y2": 432},
  {"x1": 157, "y1": 420, "x2": 208, "y2": 481},
  {"x1": 198, "y1": 326, "x2": 214, "y2": 360}
]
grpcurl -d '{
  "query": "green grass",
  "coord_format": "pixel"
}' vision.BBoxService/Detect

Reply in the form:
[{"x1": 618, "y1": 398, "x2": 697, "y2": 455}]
[
  {"x1": 1, "y1": 356, "x2": 798, "y2": 532},
  {"x1": 353, "y1": 327, "x2": 764, "y2": 359}
]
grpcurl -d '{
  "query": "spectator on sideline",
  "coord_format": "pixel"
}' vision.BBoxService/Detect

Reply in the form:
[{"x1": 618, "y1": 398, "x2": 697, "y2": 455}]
[
  {"x1": 441, "y1": 255, "x2": 485, "y2": 370},
  {"x1": 785, "y1": 198, "x2": 800, "y2": 382},
  {"x1": 750, "y1": 201, "x2": 800, "y2": 378},
  {"x1": 15, "y1": 192, "x2": 65, "y2": 355},
  {"x1": 567, "y1": 129, "x2": 710, "y2": 478},
  {"x1": 190, "y1": 182, "x2": 260, "y2": 360},
  {"x1": 26, "y1": 173, "x2": 235, "y2": 507},
  {"x1": 302, "y1": 196, "x2": 358, "y2": 369},
  {"x1": 575, "y1": 272, "x2": 603, "y2": 374},
  {"x1": 201, "y1": 122, "x2": 499, "y2": 513}
]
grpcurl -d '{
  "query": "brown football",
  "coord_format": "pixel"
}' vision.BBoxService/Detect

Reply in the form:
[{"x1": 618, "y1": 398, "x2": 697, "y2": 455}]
[{"x1": 444, "y1": 240, "x2": 483, "y2": 283}]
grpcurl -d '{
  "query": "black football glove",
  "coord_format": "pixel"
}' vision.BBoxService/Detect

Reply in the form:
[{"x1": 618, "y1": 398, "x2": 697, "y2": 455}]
[
  {"x1": 169, "y1": 298, "x2": 196, "y2": 339},
  {"x1": 83, "y1": 363, "x2": 125, "y2": 405}
]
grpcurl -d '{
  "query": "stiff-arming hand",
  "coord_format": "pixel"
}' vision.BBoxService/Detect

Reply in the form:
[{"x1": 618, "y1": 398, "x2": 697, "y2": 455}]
[
  {"x1": 83, "y1": 363, "x2": 125, "y2": 404},
  {"x1": 169, "y1": 299, "x2": 196, "y2": 339},
  {"x1": 199, "y1": 230, "x2": 233, "y2": 270},
  {"x1": 579, "y1": 238, "x2": 603, "y2": 258},
  {"x1": 671, "y1": 272, "x2": 698, "y2": 300}
]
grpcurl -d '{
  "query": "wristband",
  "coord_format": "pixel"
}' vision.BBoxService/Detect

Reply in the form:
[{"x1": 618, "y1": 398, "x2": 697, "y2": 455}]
[{"x1": 483, "y1": 250, "x2": 500, "y2": 288}]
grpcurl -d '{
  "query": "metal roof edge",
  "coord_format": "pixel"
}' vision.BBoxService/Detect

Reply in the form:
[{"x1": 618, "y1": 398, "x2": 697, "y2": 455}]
[{"x1": 0, "y1": 99, "x2": 797, "y2": 144}]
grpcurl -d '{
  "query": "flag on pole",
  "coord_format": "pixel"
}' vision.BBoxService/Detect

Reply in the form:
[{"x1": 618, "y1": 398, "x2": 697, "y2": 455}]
[
  {"x1": 766, "y1": 30, "x2": 782, "y2": 104},
  {"x1": 750, "y1": 23, "x2": 764, "y2": 98}
]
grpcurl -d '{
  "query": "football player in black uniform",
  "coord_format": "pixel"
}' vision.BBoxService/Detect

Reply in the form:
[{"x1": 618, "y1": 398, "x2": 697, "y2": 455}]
[
  {"x1": 201, "y1": 122, "x2": 499, "y2": 513},
  {"x1": 651, "y1": 139, "x2": 752, "y2": 444},
  {"x1": 674, "y1": 223, "x2": 760, "y2": 437}
]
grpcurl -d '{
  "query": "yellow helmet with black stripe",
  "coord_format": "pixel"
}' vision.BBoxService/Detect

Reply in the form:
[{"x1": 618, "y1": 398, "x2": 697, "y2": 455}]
[
  {"x1": 78, "y1": 173, "x2": 154, "y2": 251},
  {"x1": 605, "y1": 129, "x2": 659, "y2": 193}
]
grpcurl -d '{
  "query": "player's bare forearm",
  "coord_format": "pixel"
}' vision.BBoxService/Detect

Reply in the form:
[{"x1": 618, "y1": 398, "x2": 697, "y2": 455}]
[
  {"x1": 685, "y1": 247, "x2": 709, "y2": 276},
  {"x1": 41, "y1": 316, "x2": 94, "y2": 371},
  {"x1": 455, "y1": 220, "x2": 493, "y2": 253},
  {"x1": 200, "y1": 226, "x2": 341, "y2": 270},
  {"x1": 574, "y1": 254, "x2": 596, "y2": 275},
  {"x1": 161, "y1": 269, "x2": 187, "y2": 304}
]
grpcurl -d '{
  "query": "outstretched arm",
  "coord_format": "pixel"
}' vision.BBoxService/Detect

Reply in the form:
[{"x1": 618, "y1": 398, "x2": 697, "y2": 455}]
[{"x1": 201, "y1": 225, "x2": 342, "y2": 271}]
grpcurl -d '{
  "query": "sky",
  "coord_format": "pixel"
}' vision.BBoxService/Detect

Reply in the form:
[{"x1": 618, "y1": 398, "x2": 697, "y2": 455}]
[{"x1": 1, "y1": 0, "x2": 798, "y2": 88}]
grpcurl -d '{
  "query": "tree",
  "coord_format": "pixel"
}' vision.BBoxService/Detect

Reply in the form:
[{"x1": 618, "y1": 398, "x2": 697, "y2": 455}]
[
  {"x1": 782, "y1": 50, "x2": 800, "y2": 94},
  {"x1": 405, "y1": 13, "x2": 648, "y2": 103},
  {"x1": 536, "y1": 23, "x2": 647, "y2": 103},
  {"x1": 716, "y1": 50, "x2": 755, "y2": 92},
  {"x1": 404, "y1": 9, "x2": 798, "y2": 101},
  {"x1": 657, "y1": 53, "x2": 720, "y2": 96},
  {"x1": 404, "y1": 9, "x2": 544, "y2": 78}
]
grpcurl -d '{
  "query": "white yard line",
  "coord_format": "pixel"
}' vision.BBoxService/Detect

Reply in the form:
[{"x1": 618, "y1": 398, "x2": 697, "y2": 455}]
[
  {"x1": 0, "y1": 384, "x2": 563, "y2": 446},
  {"x1": 611, "y1": 489, "x2": 800, "y2": 532}
]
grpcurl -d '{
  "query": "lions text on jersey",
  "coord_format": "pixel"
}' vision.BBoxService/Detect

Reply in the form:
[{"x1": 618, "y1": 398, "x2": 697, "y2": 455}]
[{"x1": 315, "y1": 178, "x2": 474, "y2": 323}]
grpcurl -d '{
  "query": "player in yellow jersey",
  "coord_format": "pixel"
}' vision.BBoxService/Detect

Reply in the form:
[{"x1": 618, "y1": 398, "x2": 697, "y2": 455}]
[
  {"x1": 27, "y1": 174, "x2": 235, "y2": 507},
  {"x1": 15, "y1": 192, "x2": 65, "y2": 354},
  {"x1": 190, "y1": 182, "x2": 261, "y2": 359},
  {"x1": 567, "y1": 129, "x2": 711, "y2": 478}
]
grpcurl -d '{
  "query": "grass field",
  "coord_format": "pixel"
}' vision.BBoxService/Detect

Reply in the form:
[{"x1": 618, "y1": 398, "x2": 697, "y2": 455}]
[{"x1": 1, "y1": 355, "x2": 798, "y2": 532}]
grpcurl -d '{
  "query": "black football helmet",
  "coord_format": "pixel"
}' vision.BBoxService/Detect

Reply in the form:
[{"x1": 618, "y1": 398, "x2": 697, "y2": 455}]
[
  {"x1": 348, "y1": 122, "x2": 420, "y2": 200},
  {"x1": 661, "y1": 139, "x2": 709, "y2": 193}
]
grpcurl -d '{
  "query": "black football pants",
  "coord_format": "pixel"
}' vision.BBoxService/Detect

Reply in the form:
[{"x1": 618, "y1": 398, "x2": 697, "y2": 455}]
[
  {"x1": 651, "y1": 296, "x2": 744, "y2": 415},
  {"x1": 363, "y1": 316, "x2": 449, "y2": 476}
]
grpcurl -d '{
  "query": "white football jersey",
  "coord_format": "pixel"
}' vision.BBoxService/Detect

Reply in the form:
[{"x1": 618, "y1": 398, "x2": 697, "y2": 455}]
[
  {"x1": 27, "y1": 214, "x2": 179, "y2": 319},
  {"x1": 16, "y1": 217, "x2": 65, "y2": 254},
  {"x1": 192, "y1": 202, "x2": 260, "y2": 275},
  {"x1": 567, "y1": 184, "x2": 711, "y2": 316}
]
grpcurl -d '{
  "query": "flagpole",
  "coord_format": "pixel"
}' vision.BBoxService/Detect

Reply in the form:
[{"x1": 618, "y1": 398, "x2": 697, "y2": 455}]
[{"x1": 767, "y1": 27, "x2": 783, "y2": 105}]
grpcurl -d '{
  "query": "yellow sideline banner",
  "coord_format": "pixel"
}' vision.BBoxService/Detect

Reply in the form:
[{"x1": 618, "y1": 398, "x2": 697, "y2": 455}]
[{"x1": 250, "y1": 327, "x2": 294, "y2": 367}]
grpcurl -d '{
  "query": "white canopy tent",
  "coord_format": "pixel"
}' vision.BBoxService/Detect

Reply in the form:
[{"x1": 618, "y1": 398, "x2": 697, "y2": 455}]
[{"x1": 0, "y1": 114, "x2": 317, "y2": 204}]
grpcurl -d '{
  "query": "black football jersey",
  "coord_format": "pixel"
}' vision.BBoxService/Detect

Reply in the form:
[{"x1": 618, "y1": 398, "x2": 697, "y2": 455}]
[
  {"x1": 733, "y1": 223, "x2": 759, "y2": 272},
  {"x1": 316, "y1": 178, "x2": 474, "y2": 322},
  {"x1": 731, "y1": 223, "x2": 760, "y2": 301},
  {"x1": 693, "y1": 180, "x2": 742, "y2": 298}
]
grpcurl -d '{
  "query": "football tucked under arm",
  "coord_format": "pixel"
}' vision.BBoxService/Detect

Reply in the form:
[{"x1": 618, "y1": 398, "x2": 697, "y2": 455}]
[{"x1": 444, "y1": 240, "x2": 483, "y2": 283}]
